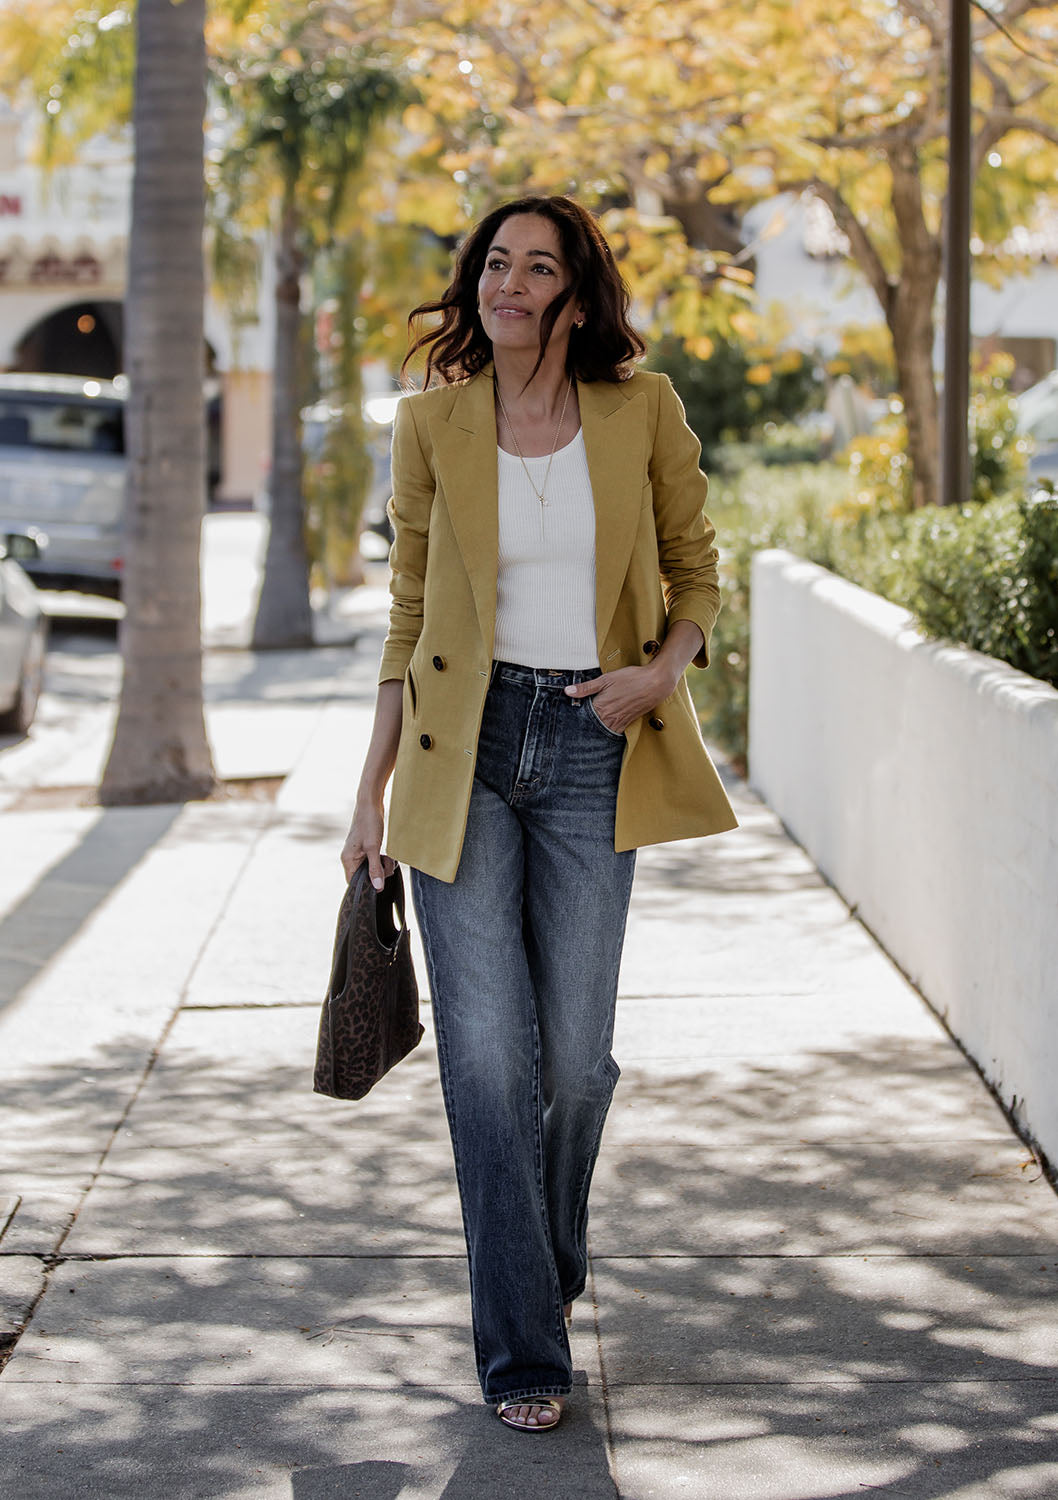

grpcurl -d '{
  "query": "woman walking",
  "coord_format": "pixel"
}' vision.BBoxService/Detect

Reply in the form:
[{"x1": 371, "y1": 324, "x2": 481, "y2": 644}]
[{"x1": 341, "y1": 195, "x2": 736, "y2": 1431}]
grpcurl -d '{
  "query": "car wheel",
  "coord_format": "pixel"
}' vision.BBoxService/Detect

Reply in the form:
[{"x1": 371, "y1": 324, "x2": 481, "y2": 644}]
[{"x1": 0, "y1": 619, "x2": 46, "y2": 735}]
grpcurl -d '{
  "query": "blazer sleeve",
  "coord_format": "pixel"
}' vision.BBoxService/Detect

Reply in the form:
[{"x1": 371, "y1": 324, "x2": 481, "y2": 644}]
[
  {"x1": 649, "y1": 373, "x2": 721, "y2": 669},
  {"x1": 378, "y1": 396, "x2": 434, "y2": 684}
]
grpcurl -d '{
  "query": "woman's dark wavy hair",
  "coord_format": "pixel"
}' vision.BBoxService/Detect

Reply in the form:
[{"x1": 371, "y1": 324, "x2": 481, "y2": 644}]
[{"x1": 401, "y1": 195, "x2": 646, "y2": 390}]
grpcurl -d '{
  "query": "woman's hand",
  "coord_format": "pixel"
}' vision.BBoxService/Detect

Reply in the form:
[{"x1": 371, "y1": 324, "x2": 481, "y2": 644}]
[
  {"x1": 340, "y1": 798, "x2": 394, "y2": 890},
  {"x1": 564, "y1": 623, "x2": 706, "y2": 734},
  {"x1": 564, "y1": 663, "x2": 675, "y2": 734}
]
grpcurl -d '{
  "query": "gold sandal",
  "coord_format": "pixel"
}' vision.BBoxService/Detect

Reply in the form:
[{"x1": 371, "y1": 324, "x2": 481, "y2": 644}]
[{"x1": 495, "y1": 1398, "x2": 564, "y2": 1432}]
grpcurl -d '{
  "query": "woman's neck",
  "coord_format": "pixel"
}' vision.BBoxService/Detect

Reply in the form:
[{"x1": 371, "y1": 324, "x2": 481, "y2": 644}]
[{"x1": 492, "y1": 348, "x2": 573, "y2": 420}]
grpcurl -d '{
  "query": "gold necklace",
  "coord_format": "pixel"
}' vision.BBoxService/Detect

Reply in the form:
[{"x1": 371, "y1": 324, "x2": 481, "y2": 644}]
[{"x1": 494, "y1": 373, "x2": 574, "y2": 507}]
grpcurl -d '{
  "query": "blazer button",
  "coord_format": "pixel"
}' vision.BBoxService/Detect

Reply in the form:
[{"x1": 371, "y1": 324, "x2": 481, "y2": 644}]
[
  {"x1": 432, "y1": 655, "x2": 446, "y2": 671},
  {"x1": 643, "y1": 639, "x2": 661, "y2": 656},
  {"x1": 419, "y1": 733, "x2": 433, "y2": 750},
  {"x1": 648, "y1": 715, "x2": 664, "y2": 731}
]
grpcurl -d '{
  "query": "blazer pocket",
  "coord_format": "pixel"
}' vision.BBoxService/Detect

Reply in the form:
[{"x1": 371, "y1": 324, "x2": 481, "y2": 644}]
[{"x1": 406, "y1": 664, "x2": 418, "y2": 717}]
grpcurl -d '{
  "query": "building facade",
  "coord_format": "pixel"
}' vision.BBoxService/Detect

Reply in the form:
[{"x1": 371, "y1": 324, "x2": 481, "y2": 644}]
[{"x1": 0, "y1": 101, "x2": 273, "y2": 507}]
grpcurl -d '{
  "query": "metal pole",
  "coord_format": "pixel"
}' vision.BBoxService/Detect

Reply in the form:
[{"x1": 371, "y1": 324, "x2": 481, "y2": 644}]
[{"x1": 941, "y1": 0, "x2": 972, "y2": 506}]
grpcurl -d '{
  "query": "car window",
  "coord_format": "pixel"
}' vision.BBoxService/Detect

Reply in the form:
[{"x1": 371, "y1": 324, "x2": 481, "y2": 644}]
[{"x1": 0, "y1": 397, "x2": 125, "y2": 455}]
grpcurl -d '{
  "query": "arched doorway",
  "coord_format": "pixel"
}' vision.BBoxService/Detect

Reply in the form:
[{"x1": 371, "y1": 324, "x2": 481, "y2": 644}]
[{"x1": 12, "y1": 300, "x2": 125, "y2": 378}]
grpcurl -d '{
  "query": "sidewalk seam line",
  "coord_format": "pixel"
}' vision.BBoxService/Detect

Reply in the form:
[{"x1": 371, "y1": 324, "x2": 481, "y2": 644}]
[
  {"x1": 2, "y1": 1251, "x2": 466, "y2": 1261},
  {"x1": 587, "y1": 1250, "x2": 622, "y2": 1497}
]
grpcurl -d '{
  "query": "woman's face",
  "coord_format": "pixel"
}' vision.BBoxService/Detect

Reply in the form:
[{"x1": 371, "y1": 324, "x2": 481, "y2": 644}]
[{"x1": 477, "y1": 213, "x2": 582, "y2": 354}]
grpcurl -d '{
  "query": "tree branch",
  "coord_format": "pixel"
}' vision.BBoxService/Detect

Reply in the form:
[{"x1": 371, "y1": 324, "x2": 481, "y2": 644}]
[
  {"x1": 987, "y1": 1, "x2": 1058, "y2": 26},
  {"x1": 808, "y1": 123, "x2": 922, "y2": 152},
  {"x1": 971, "y1": 0, "x2": 1058, "y2": 65},
  {"x1": 971, "y1": 117, "x2": 1010, "y2": 176},
  {"x1": 808, "y1": 181, "x2": 895, "y2": 315},
  {"x1": 986, "y1": 110, "x2": 1058, "y2": 147}
]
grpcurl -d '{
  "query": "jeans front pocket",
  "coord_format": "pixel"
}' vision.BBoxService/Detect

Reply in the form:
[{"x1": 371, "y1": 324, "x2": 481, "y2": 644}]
[{"x1": 585, "y1": 696, "x2": 626, "y2": 741}]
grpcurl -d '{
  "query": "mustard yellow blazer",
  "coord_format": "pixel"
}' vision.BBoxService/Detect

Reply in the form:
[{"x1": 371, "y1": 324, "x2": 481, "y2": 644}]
[{"x1": 379, "y1": 365, "x2": 738, "y2": 881}]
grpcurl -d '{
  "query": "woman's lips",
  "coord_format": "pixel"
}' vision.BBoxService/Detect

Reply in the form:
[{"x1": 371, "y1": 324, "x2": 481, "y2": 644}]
[{"x1": 492, "y1": 306, "x2": 530, "y2": 317}]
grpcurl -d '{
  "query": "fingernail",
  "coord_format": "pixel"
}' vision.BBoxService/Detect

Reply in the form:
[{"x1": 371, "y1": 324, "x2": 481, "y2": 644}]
[
  {"x1": 564, "y1": 684, "x2": 577, "y2": 695},
  {"x1": 372, "y1": 876, "x2": 384, "y2": 890}
]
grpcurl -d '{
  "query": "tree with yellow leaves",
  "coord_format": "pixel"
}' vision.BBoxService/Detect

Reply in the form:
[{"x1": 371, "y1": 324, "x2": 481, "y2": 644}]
[{"x1": 380, "y1": 0, "x2": 1058, "y2": 507}]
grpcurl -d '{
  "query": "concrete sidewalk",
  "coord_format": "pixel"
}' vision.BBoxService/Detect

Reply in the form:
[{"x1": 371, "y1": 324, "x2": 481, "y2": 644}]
[{"x1": 1, "y1": 606, "x2": 1057, "y2": 1499}]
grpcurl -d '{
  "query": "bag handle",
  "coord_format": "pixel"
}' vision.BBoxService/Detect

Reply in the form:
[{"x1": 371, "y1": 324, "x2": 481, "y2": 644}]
[{"x1": 351, "y1": 862, "x2": 405, "y2": 952}]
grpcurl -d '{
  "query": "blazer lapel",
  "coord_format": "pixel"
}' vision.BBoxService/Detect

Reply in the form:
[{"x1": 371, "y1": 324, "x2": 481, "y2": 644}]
[
  {"x1": 426, "y1": 373, "x2": 499, "y2": 655},
  {"x1": 579, "y1": 380, "x2": 648, "y2": 651}
]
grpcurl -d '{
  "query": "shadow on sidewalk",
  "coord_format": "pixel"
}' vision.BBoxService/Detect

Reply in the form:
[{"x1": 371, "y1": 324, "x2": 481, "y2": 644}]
[
  {"x1": 292, "y1": 1459, "x2": 410, "y2": 1498},
  {"x1": 2, "y1": 1017, "x2": 1058, "y2": 1495},
  {"x1": 0, "y1": 804, "x2": 181, "y2": 1017},
  {"x1": 292, "y1": 1416, "x2": 617, "y2": 1498}
]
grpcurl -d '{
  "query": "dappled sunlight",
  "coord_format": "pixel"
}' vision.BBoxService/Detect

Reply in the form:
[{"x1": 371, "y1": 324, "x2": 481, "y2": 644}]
[
  {"x1": 595, "y1": 1039, "x2": 1050, "y2": 1259},
  {"x1": 1, "y1": 1381, "x2": 616, "y2": 1500},
  {"x1": 13, "y1": 1254, "x2": 473, "y2": 1389},
  {"x1": 605, "y1": 1378, "x2": 1058, "y2": 1499},
  {"x1": 633, "y1": 803, "x2": 817, "y2": 899},
  {"x1": 31, "y1": 1011, "x2": 460, "y2": 1259}
]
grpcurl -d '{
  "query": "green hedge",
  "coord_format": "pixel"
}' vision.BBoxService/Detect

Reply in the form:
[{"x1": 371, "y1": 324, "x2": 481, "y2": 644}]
[{"x1": 691, "y1": 464, "x2": 1058, "y2": 770}]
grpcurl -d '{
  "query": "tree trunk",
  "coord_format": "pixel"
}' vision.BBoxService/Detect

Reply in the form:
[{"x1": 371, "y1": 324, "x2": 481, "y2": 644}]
[
  {"x1": 99, "y1": 0, "x2": 214, "y2": 805},
  {"x1": 251, "y1": 178, "x2": 314, "y2": 648},
  {"x1": 888, "y1": 287, "x2": 941, "y2": 511},
  {"x1": 319, "y1": 241, "x2": 369, "y2": 588},
  {"x1": 886, "y1": 148, "x2": 944, "y2": 510}
]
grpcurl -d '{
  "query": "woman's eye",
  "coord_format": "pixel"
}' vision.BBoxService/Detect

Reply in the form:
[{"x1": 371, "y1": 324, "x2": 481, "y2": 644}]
[
  {"x1": 486, "y1": 258, "x2": 506, "y2": 270},
  {"x1": 532, "y1": 264, "x2": 555, "y2": 275}
]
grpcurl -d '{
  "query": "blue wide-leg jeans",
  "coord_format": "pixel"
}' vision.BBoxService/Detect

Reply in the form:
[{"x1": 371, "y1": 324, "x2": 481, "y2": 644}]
[{"x1": 412, "y1": 663, "x2": 636, "y2": 1407}]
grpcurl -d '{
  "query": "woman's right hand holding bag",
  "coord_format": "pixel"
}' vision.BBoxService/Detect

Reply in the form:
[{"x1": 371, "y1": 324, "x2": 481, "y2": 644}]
[{"x1": 340, "y1": 799, "x2": 393, "y2": 889}]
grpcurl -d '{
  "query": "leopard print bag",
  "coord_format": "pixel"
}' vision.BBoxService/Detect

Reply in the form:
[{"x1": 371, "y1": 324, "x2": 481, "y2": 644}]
[{"x1": 313, "y1": 863, "x2": 423, "y2": 1100}]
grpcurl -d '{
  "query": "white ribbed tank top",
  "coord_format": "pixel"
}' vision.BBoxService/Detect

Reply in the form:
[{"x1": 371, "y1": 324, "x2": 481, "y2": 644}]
[{"x1": 494, "y1": 430, "x2": 599, "y2": 669}]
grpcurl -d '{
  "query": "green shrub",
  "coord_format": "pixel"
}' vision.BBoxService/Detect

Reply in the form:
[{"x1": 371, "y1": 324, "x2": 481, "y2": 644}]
[
  {"x1": 648, "y1": 336, "x2": 823, "y2": 466},
  {"x1": 690, "y1": 464, "x2": 1057, "y2": 770},
  {"x1": 969, "y1": 356, "x2": 1031, "y2": 503},
  {"x1": 902, "y1": 490, "x2": 1058, "y2": 684},
  {"x1": 716, "y1": 419, "x2": 827, "y2": 472},
  {"x1": 843, "y1": 419, "x2": 913, "y2": 508}
]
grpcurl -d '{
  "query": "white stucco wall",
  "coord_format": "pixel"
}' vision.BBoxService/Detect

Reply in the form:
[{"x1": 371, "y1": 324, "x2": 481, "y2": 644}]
[{"x1": 748, "y1": 548, "x2": 1058, "y2": 1165}]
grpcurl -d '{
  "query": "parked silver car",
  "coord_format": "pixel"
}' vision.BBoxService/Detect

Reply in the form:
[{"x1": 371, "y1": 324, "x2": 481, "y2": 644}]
[
  {"x1": 0, "y1": 531, "x2": 47, "y2": 736},
  {"x1": 0, "y1": 372, "x2": 127, "y2": 597}
]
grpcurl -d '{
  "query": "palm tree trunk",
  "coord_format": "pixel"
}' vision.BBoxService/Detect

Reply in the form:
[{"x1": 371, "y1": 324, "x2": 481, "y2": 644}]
[
  {"x1": 320, "y1": 240, "x2": 369, "y2": 588},
  {"x1": 100, "y1": 0, "x2": 214, "y2": 805},
  {"x1": 251, "y1": 176, "x2": 314, "y2": 648}
]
